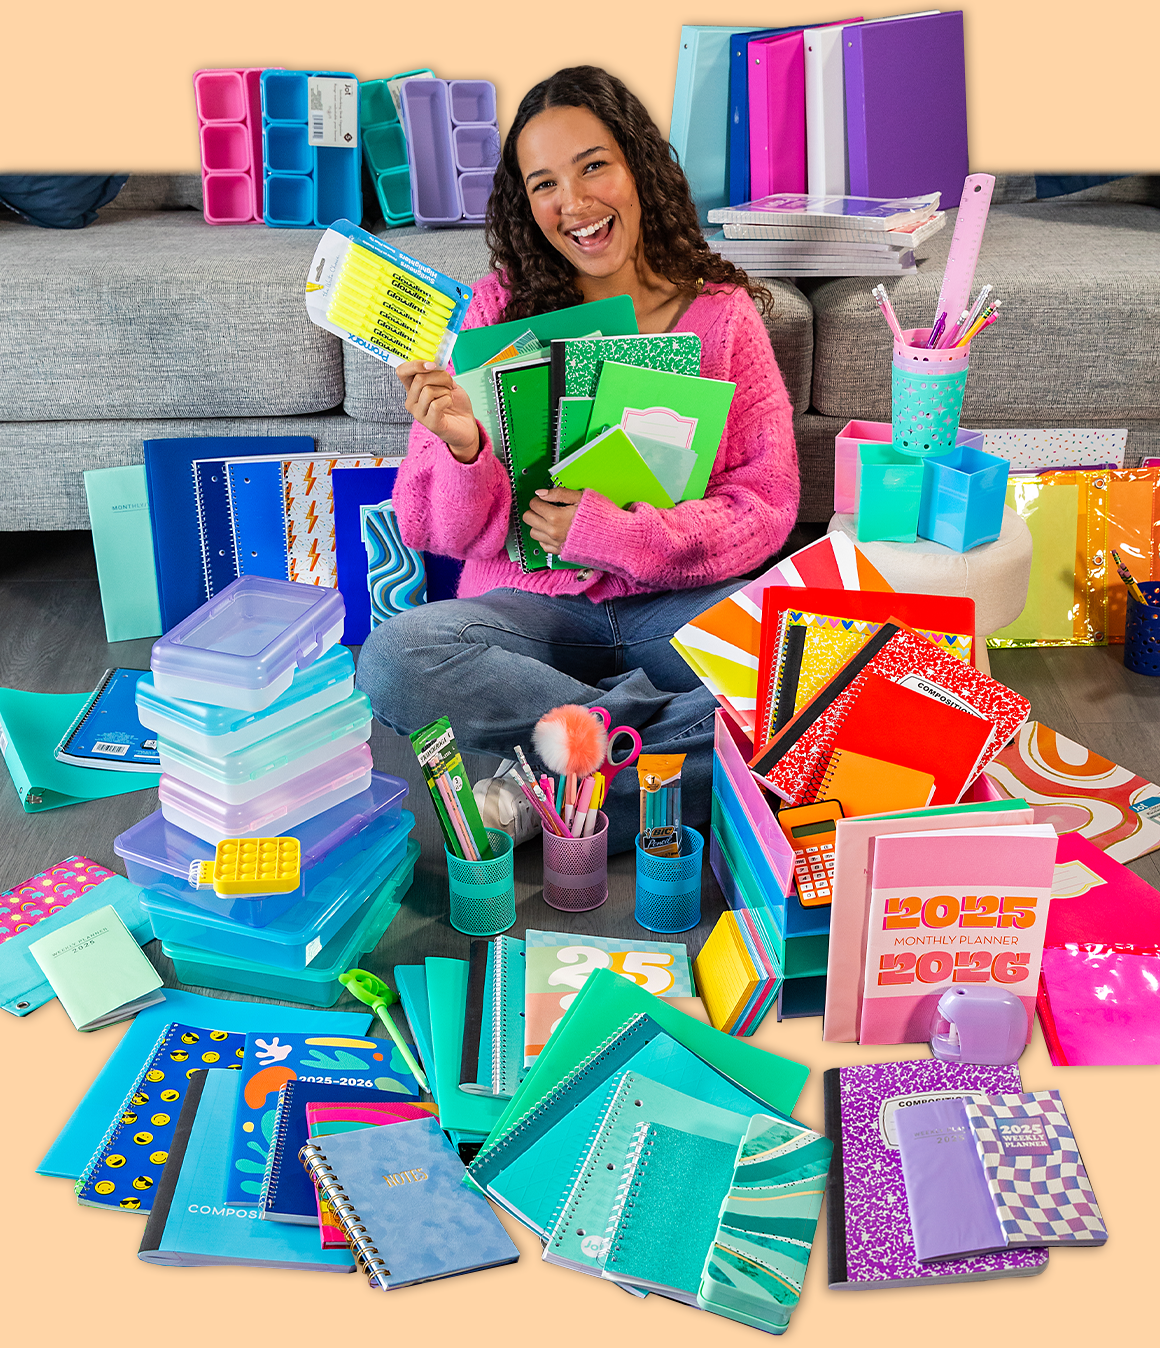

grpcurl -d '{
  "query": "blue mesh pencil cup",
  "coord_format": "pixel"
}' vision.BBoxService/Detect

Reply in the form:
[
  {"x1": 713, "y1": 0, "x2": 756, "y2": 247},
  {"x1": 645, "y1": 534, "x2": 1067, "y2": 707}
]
[{"x1": 634, "y1": 827, "x2": 704, "y2": 934}]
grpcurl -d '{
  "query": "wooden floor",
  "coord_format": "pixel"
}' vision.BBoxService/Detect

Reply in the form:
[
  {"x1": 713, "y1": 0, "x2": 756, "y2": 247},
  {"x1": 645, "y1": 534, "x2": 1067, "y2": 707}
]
[{"x1": 3, "y1": 528, "x2": 1159, "y2": 1022}]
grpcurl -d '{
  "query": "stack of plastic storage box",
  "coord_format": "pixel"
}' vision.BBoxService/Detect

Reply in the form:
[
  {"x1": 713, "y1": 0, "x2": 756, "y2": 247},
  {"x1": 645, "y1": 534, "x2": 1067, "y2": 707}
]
[{"x1": 117, "y1": 576, "x2": 417, "y2": 1006}]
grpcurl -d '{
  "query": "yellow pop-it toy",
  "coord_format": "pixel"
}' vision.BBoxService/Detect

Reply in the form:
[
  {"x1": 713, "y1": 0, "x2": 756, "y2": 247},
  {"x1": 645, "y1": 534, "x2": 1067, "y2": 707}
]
[{"x1": 189, "y1": 837, "x2": 301, "y2": 896}]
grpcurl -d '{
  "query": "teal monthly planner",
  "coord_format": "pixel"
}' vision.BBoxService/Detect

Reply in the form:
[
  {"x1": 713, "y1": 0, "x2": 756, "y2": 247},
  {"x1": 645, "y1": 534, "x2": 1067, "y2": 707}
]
[{"x1": 84, "y1": 465, "x2": 163, "y2": 642}]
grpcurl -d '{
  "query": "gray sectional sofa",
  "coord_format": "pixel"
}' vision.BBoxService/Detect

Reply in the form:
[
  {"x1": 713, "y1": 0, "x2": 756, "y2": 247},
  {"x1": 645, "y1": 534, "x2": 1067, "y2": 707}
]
[{"x1": 2, "y1": 172, "x2": 1157, "y2": 531}]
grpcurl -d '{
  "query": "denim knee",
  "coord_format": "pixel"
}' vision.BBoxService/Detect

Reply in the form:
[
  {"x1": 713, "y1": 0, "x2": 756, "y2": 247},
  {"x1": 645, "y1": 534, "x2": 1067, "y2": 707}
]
[{"x1": 355, "y1": 606, "x2": 448, "y2": 733}]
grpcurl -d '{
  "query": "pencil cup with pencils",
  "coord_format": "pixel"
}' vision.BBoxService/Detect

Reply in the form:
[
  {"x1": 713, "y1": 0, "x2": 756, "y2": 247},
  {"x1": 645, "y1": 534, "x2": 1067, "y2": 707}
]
[
  {"x1": 634, "y1": 826, "x2": 704, "y2": 935},
  {"x1": 1124, "y1": 582, "x2": 1160, "y2": 676},
  {"x1": 542, "y1": 811, "x2": 609, "y2": 912},
  {"x1": 892, "y1": 328, "x2": 970, "y2": 458},
  {"x1": 445, "y1": 828, "x2": 516, "y2": 937}
]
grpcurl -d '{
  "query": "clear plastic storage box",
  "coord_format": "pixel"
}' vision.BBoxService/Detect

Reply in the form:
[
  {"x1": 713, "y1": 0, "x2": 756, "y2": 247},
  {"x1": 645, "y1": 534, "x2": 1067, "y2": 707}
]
[
  {"x1": 156, "y1": 690, "x2": 373, "y2": 803},
  {"x1": 114, "y1": 770, "x2": 409, "y2": 924},
  {"x1": 149, "y1": 575, "x2": 346, "y2": 711},
  {"x1": 162, "y1": 837, "x2": 419, "y2": 1006},
  {"x1": 141, "y1": 810, "x2": 414, "y2": 968},
  {"x1": 135, "y1": 646, "x2": 355, "y2": 755},
  {"x1": 158, "y1": 743, "x2": 373, "y2": 845}
]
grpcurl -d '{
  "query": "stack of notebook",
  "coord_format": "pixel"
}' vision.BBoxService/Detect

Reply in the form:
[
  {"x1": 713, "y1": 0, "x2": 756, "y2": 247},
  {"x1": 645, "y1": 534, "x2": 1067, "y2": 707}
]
[
  {"x1": 465, "y1": 966, "x2": 828, "y2": 1332},
  {"x1": 453, "y1": 299, "x2": 736, "y2": 573},
  {"x1": 707, "y1": 192, "x2": 944, "y2": 276}
]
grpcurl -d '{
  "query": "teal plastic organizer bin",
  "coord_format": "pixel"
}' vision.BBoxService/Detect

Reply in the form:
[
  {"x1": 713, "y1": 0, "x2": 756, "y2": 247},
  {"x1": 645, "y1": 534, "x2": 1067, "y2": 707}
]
[
  {"x1": 892, "y1": 361, "x2": 969, "y2": 458},
  {"x1": 856, "y1": 443, "x2": 924, "y2": 543},
  {"x1": 162, "y1": 838, "x2": 419, "y2": 1006},
  {"x1": 918, "y1": 444, "x2": 1010, "y2": 551},
  {"x1": 359, "y1": 69, "x2": 432, "y2": 226},
  {"x1": 260, "y1": 69, "x2": 362, "y2": 228},
  {"x1": 141, "y1": 811, "x2": 414, "y2": 968}
]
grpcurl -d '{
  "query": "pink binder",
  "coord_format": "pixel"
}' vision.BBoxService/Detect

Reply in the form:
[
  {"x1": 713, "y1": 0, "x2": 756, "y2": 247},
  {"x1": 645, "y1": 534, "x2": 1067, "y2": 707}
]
[{"x1": 747, "y1": 32, "x2": 808, "y2": 199}]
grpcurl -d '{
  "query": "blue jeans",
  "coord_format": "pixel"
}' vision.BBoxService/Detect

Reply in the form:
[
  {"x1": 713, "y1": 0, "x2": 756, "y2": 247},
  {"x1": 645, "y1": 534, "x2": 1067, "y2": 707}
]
[{"x1": 355, "y1": 583, "x2": 740, "y2": 855}]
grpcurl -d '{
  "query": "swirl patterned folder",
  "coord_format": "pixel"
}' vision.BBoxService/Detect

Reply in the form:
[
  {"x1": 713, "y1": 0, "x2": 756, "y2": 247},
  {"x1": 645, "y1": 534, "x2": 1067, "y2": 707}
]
[{"x1": 300, "y1": 1114, "x2": 519, "y2": 1289}]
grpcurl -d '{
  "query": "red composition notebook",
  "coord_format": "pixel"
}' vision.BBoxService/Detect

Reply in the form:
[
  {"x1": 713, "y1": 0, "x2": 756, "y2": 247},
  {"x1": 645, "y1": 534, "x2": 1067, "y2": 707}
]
[
  {"x1": 820, "y1": 672, "x2": 995, "y2": 807},
  {"x1": 754, "y1": 587, "x2": 977, "y2": 748},
  {"x1": 750, "y1": 625, "x2": 1030, "y2": 805}
]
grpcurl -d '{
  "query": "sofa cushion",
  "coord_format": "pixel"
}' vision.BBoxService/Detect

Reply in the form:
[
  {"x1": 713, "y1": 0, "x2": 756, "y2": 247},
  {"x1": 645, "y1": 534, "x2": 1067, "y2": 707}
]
[
  {"x1": 0, "y1": 211, "x2": 343, "y2": 420},
  {"x1": 808, "y1": 201, "x2": 1160, "y2": 423},
  {"x1": 341, "y1": 226, "x2": 816, "y2": 421}
]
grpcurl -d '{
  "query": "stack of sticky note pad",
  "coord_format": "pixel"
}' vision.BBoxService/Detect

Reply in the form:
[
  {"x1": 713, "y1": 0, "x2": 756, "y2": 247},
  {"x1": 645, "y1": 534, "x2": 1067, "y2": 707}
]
[
  {"x1": 119, "y1": 575, "x2": 418, "y2": 1006},
  {"x1": 695, "y1": 910, "x2": 781, "y2": 1036},
  {"x1": 305, "y1": 220, "x2": 472, "y2": 368}
]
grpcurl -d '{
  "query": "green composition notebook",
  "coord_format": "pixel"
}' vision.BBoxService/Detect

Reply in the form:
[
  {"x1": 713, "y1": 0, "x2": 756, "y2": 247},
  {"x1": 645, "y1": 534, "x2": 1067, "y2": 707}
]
[
  {"x1": 544, "y1": 1071, "x2": 751, "y2": 1279},
  {"x1": 492, "y1": 358, "x2": 554, "y2": 573},
  {"x1": 551, "y1": 426, "x2": 675, "y2": 510},
  {"x1": 453, "y1": 294, "x2": 638, "y2": 374},
  {"x1": 588, "y1": 361, "x2": 736, "y2": 503}
]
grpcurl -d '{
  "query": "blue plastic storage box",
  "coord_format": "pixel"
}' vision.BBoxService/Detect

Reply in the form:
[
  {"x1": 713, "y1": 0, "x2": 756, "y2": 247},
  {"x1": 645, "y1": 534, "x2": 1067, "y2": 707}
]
[
  {"x1": 163, "y1": 838, "x2": 419, "y2": 1006},
  {"x1": 114, "y1": 771, "x2": 408, "y2": 924},
  {"x1": 141, "y1": 811, "x2": 414, "y2": 968}
]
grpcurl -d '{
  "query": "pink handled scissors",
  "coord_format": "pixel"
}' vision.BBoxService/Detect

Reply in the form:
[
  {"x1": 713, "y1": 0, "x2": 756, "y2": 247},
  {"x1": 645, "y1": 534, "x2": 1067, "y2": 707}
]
[{"x1": 589, "y1": 707, "x2": 643, "y2": 785}]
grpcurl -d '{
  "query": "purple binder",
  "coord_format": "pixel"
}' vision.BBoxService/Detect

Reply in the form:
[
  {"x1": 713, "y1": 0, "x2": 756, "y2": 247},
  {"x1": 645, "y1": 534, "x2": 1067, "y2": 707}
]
[{"x1": 843, "y1": 12, "x2": 969, "y2": 208}]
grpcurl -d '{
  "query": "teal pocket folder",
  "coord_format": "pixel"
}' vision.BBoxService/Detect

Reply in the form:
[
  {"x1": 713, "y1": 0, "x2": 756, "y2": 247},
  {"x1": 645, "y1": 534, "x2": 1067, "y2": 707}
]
[{"x1": 83, "y1": 465, "x2": 162, "y2": 643}]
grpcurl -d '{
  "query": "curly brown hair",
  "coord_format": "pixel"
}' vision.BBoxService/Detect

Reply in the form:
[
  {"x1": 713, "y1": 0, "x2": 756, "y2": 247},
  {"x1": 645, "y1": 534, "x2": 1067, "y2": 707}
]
[{"x1": 484, "y1": 65, "x2": 774, "y2": 324}]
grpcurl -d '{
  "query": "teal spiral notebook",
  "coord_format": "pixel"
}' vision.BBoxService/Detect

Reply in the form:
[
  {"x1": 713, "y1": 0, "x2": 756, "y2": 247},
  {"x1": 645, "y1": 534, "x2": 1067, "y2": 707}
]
[{"x1": 544, "y1": 1071, "x2": 753, "y2": 1278}]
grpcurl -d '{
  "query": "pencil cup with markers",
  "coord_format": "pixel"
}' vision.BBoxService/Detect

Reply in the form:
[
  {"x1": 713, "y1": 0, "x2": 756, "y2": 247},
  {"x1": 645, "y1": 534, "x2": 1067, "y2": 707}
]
[
  {"x1": 1124, "y1": 582, "x2": 1160, "y2": 676},
  {"x1": 446, "y1": 828, "x2": 516, "y2": 937},
  {"x1": 542, "y1": 812, "x2": 609, "y2": 912},
  {"x1": 892, "y1": 328, "x2": 970, "y2": 458}
]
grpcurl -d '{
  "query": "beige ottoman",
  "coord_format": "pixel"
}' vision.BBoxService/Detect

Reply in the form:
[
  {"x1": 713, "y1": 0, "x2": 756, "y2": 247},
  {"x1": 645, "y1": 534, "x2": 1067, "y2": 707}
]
[{"x1": 827, "y1": 506, "x2": 1033, "y2": 675}]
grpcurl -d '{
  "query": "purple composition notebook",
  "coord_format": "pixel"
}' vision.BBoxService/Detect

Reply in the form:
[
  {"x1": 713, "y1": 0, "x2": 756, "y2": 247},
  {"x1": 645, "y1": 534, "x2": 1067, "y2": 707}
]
[
  {"x1": 823, "y1": 1060, "x2": 1049, "y2": 1287},
  {"x1": 896, "y1": 1097, "x2": 1008, "y2": 1263},
  {"x1": 843, "y1": 12, "x2": 969, "y2": 209}
]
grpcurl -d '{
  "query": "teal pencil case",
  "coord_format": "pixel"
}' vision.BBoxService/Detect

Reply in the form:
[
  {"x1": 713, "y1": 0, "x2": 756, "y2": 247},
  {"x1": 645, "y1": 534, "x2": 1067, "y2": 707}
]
[{"x1": 0, "y1": 875, "x2": 151, "y2": 1017}]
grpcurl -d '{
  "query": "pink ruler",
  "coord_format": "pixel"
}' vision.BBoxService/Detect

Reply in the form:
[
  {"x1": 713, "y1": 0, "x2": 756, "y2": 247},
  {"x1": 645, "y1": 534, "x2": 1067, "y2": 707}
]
[{"x1": 933, "y1": 172, "x2": 995, "y2": 333}]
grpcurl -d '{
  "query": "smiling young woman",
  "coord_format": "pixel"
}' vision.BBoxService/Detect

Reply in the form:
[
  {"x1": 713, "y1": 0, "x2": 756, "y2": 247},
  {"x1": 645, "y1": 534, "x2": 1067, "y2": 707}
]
[{"x1": 355, "y1": 66, "x2": 800, "y2": 854}]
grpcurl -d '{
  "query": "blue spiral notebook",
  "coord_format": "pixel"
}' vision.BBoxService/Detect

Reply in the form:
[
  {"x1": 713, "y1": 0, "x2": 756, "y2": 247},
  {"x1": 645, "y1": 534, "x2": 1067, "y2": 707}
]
[
  {"x1": 301, "y1": 1115, "x2": 519, "y2": 1288},
  {"x1": 54, "y1": 668, "x2": 159, "y2": 771},
  {"x1": 139, "y1": 1070, "x2": 354, "y2": 1270},
  {"x1": 226, "y1": 459, "x2": 289, "y2": 581}
]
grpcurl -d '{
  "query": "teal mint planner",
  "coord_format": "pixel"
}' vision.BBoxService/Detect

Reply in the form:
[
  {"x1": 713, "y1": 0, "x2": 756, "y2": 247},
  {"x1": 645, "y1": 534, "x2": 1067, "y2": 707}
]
[
  {"x1": 138, "y1": 1070, "x2": 354, "y2": 1270},
  {"x1": 545, "y1": 1071, "x2": 753, "y2": 1277},
  {"x1": 587, "y1": 361, "x2": 736, "y2": 502},
  {"x1": 300, "y1": 1114, "x2": 519, "y2": 1288},
  {"x1": 83, "y1": 465, "x2": 162, "y2": 642}
]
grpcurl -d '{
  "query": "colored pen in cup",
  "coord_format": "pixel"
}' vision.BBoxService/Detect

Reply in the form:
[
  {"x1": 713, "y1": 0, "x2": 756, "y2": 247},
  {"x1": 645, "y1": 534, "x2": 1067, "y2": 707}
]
[
  {"x1": 925, "y1": 312, "x2": 947, "y2": 349},
  {"x1": 945, "y1": 284, "x2": 993, "y2": 347},
  {"x1": 871, "y1": 284, "x2": 904, "y2": 342},
  {"x1": 1111, "y1": 549, "x2": 1150, "y2": 605}
]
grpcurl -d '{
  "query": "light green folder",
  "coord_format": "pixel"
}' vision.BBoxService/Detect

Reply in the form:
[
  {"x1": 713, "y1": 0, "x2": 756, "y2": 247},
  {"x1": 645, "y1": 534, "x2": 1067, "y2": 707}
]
[
  {"x1": 551, "y1": 427, "x2": 675, "y2": 509},
  {"x1": 424, "y1": 957, "x2": 507, "y2": 1137},
  {"x1": 84, "y1": 465, "x2": 162, "y2": 643},
  {"x1": 0, "y1": 687, "x2": 159, "y2": 811},
  {"x1": 587, "y1": 361, "x2": 736, "y2": 502}
]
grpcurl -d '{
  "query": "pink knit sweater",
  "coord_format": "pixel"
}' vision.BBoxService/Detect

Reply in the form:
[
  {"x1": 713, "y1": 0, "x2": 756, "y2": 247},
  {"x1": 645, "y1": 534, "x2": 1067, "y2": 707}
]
[{"x1": 391, "y1": 272, "x2": 799, "y2": 602}]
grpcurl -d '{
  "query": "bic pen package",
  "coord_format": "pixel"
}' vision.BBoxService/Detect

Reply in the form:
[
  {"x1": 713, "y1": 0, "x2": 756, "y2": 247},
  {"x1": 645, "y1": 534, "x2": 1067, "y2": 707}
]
[
  {"x1": 638, "y1": 753, "x2": 685, "y2": 856},
  {"x1": 305, "y1": 219, "x2": 473, "y2": 369}
]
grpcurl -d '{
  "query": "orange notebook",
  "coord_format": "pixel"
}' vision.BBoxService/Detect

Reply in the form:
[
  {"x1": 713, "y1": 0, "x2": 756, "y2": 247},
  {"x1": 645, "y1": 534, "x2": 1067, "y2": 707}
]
[{"x1": 816, "y1": 748, "x2": 935, "y2": 817}]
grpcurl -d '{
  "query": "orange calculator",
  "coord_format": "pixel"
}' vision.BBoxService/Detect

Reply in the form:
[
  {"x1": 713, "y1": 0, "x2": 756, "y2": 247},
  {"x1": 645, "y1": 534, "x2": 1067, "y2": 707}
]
[{"x1": 777, "y1": 800, "x2": 844, "y2": 907}]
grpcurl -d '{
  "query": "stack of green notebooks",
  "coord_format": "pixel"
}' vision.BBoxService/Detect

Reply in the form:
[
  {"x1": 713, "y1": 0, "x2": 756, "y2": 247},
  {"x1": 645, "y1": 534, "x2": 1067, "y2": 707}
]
[
  {"x1": 463, "y1": 967, "x2": 829, "y2": 1334},
  {"x1": 453, "y1": 301, "x2": 736, "y2": 573}
]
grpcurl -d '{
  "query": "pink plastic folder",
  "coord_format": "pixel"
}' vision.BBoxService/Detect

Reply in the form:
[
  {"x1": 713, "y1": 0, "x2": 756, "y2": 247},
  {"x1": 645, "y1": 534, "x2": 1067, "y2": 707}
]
[
  {"x1": 1038, "y1": 945, "x2": 1160, "y2": 1066},
  {"x1": 747, "y1": 32, "x2": 809, "y2": 199}
]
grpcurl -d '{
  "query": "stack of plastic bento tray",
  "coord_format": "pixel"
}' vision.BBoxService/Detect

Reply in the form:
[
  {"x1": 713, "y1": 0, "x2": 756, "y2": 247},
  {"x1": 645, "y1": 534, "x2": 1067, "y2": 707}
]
[{"x1": 132, "y1": 576, "x2": 415, "y2": 1003}]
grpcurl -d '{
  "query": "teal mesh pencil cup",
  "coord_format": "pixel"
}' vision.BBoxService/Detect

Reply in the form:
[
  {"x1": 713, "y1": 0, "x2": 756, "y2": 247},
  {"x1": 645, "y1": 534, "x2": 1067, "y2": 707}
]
[
  {"x1": 445, "y1": 828, "x2": 516, "y2": 936},
  {"x1": 891, "y1": 329, "x2": 970, "y2": 458},
  {"x1": 634, "y1": 827, "x2": 704, "y2": 934}
]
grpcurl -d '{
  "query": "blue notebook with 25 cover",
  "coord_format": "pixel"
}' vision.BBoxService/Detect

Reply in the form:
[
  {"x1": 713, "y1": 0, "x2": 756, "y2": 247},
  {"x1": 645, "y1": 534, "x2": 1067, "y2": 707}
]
[{"x1": 301, "y1": 1115, "x2": 519, "y2": 1288}]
